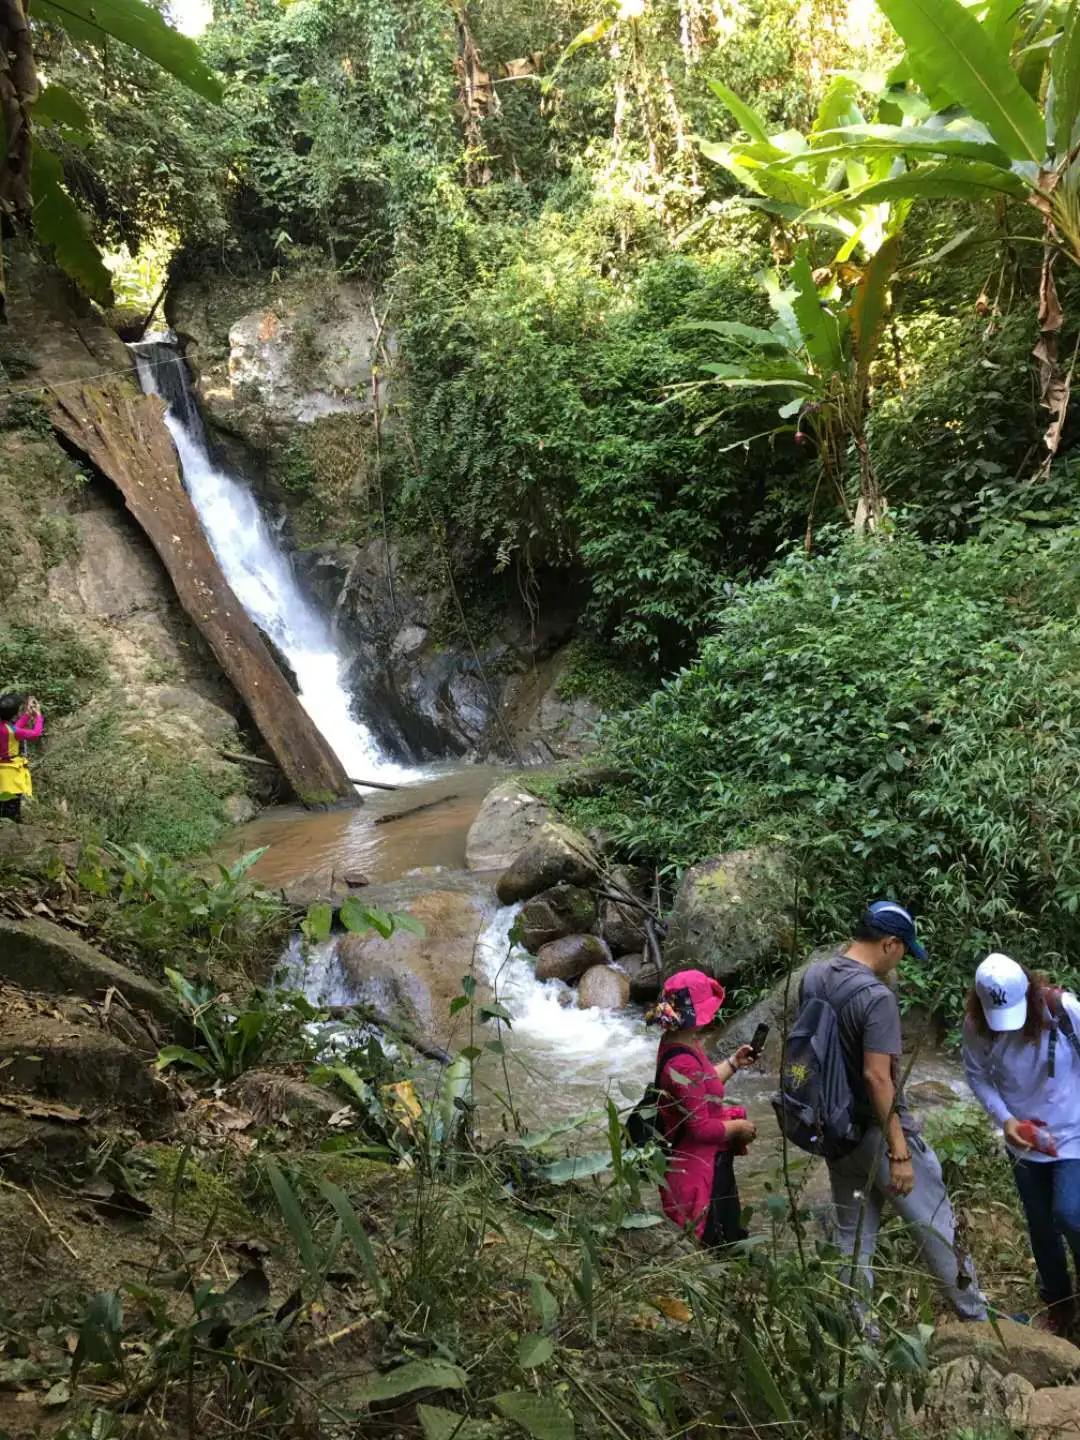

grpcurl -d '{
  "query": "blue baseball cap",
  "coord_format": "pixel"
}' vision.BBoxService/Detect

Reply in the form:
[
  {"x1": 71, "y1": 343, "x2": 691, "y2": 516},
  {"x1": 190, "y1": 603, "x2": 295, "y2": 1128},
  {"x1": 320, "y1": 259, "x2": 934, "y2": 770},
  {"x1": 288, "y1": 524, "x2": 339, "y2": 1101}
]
[{"x1": 864, "y1": 900, "x2": 927, "y2": 961}]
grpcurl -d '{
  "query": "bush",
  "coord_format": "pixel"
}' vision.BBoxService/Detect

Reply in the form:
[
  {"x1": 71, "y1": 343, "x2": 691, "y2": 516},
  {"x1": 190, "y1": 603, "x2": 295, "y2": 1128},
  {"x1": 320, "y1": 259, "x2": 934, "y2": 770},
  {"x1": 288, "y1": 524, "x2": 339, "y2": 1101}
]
[
  {"x1": 0, "y1": 619, "x2": 106, "y2": 715},
  {"x1": 572, "y1": 527, "x2": 1080, "y2": 1017}
]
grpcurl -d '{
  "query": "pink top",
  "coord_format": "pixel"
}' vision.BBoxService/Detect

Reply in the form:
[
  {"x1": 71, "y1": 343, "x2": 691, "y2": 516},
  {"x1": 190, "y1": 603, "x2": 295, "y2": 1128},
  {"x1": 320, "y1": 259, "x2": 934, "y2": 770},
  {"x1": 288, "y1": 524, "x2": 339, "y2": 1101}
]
[
  {"x1": 656, "y1": 1041, "x2": 747, "y2": 1240},
  {"x1": 14, "y1": 713, "x2": 43, "y2": 741}
]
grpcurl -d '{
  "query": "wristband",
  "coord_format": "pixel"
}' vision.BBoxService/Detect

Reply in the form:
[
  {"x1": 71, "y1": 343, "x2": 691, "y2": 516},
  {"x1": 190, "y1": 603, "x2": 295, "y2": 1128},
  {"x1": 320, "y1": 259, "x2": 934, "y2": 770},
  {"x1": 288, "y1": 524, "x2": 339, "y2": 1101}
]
[{"x1": 888, "y1": 1152, "x2": 912, "y2": 1164}]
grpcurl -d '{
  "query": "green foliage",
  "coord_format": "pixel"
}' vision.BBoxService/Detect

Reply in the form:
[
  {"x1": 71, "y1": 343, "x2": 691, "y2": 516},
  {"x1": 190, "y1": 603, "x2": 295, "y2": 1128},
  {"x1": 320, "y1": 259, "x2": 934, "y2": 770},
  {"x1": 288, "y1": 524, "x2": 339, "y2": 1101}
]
[
  {"x1": 0, "y1": 618, "x2": 105, "y2": 715},
  {"x1": 78, "y1": 842, "x2": 287, "y2": 970},
  {"x1": 577, "y1": 526, "x2": 1080, "y2": 1015},
  {"x1": 554, "y1": 638, "x2": 654, "y2": 710}
]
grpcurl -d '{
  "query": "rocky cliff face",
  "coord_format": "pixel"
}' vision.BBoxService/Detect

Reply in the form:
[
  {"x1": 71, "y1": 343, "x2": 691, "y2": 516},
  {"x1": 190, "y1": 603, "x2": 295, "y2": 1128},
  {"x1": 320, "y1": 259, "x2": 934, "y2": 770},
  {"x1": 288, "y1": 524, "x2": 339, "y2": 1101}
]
[
  {"x1": 0, "y1": 254, "x2": 259, "y2": 845},
  {"x1": 170, "y1": 269, "x2": 603, "y2": 765}
]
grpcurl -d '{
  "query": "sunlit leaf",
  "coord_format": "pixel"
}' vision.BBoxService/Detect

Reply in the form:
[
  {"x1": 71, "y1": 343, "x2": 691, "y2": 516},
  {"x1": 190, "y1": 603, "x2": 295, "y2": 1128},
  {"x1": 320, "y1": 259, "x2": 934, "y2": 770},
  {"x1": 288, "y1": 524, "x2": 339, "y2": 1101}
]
[
  {"x1": 30, "y1": 143, "x2": 112, "y2": 306},
  {"x1": 36, "y1": 0, "x2": 222, "y2": 102}
]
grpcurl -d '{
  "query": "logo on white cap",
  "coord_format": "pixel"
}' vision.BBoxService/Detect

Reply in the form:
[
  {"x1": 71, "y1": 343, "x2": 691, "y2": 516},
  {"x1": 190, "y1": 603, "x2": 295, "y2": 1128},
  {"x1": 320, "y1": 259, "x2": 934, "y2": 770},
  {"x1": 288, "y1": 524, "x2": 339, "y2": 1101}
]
[{"x1": 975, "y1": 953, "x2": 1029, "y2": 1032}]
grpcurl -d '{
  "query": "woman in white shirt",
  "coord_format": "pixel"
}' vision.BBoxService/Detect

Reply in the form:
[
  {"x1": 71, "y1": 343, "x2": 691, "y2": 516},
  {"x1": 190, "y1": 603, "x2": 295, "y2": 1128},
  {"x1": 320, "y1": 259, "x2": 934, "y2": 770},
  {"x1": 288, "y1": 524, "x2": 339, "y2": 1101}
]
[{"x1": 963, "y1": 953, "x2": 1080, "y2": 1336}]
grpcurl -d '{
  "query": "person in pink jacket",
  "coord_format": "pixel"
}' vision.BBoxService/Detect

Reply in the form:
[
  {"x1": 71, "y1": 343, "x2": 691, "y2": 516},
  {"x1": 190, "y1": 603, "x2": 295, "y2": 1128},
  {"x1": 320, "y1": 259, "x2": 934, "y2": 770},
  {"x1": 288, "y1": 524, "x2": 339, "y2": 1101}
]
[
  {"x1": 0, "y1": 693, "x2": 43, "y2": 823},
  {"x1": 647, "y1": 969, "x2": 758, "y2": 1245}
]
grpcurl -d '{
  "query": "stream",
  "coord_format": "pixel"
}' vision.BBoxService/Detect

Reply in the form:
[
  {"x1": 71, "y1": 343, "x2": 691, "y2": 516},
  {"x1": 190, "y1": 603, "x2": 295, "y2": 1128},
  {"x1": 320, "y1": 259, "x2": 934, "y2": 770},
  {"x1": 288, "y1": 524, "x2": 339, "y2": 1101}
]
[{"x1": 139, "y1": 335, "x2": 971, "y2": 1183}]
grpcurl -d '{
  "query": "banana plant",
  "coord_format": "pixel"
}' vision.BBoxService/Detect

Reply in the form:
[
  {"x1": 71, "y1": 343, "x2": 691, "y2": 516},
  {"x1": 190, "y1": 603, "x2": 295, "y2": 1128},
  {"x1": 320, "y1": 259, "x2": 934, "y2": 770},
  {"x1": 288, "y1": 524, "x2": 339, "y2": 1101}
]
[
  {"x1": 678, "y1": 236, "x2": 901, "y2": 535},
  {"x1": 0, "y1": 0, "x2": 221, "y2": 312},
  {"x1": 807, "y1": 0, "x2": 1080, "y2": 466}
]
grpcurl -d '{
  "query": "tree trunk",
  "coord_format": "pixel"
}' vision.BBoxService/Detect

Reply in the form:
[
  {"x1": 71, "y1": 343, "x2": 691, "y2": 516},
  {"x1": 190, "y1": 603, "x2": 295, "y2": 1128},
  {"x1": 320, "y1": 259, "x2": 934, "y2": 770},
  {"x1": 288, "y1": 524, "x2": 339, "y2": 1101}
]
[
  {"x1": 852, "y1": 425, "x2": 885, "y2": 536},
  {"x1": 46, "y1": 380, "x2": 359, "y2": 809}
]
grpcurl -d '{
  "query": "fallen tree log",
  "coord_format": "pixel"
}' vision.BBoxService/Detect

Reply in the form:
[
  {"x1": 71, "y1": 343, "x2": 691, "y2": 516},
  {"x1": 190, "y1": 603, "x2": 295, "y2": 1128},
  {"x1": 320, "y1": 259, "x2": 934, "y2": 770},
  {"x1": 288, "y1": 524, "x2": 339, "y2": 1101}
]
[
  {"x1": 46, "y1": 381, "x2": 358, "y2": 809},
  {"x1": 219, "y1": 748, "x2": 399, "y2": 792}
]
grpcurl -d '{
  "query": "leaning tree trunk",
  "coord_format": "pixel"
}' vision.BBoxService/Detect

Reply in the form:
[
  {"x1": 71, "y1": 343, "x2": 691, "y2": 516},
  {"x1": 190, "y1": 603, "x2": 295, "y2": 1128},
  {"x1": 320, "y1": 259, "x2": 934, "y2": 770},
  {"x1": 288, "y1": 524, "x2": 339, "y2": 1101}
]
[
  {"x1": 0, "y1": 0, "x2": 38, "y2": 314},
  {"x1": 46, "y1": 380, "x2": 358, "y2": 809}
]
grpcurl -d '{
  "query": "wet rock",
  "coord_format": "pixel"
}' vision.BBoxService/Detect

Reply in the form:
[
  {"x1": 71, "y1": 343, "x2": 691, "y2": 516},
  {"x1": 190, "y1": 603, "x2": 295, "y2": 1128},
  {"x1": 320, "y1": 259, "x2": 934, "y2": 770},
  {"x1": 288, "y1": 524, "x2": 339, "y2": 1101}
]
[
  {"x1": 0, "y1": 917, "x2": 178, "y2": 1027},
  {"x1": 281, "y1": 865, "x2": 349, "y2": 909},
  {"x1": 620, "y1": 952, "x2": 662, "y2": 1003},
  {"x1": 601, "y1": 896, "x2": 647, "y2": 956},
  {"x1": 578, "y1": 964, "x2": 630, "y2": 1010},
  {"x1": 496, "y1": 822, "x2": 598, "y2": 905},
  {"x1": 1026, "y1": 1385, "x2": 1080, "y2": 1436},
  {"x1": 932, "y1": 1317, "x2": 1080, "y2": 1389},
  {"x1": 713, "y1": 952, "x2": 829, "y2": 1071},
  {"x1": 335, "y1": 882, "x2": 490, "y2": 1041},
  {"x1": 0, "y1": 1015, "x2": 169, "y2": 1115},
  {"x1": 224, "y1": 794, "x2": 259, "y2": 825},
  {"x1": 919, "y1": 1357, "x2": 1033, "y2": 1432},
  {"x1": 343, "y1": 869, "x2": 370, "y2": 888},
  {"x1": 535, "y1": 934, "x2": 611, "y2": 984},
  {"x1": 231, "y1": 1071, "x2": 343, "y2": 1127},
  {"x1": 465, "y1": 781, "x2": 550, "y2": 872},
  {"x1": 519, "y1": 884, "x2": 596, "y2": 954},
  {"x1": 908, "y1": 1078, "x2": 964, "y2": 1110},
  {"x1": 664, "y1": 848, "x2": 794, "y2": 982}
]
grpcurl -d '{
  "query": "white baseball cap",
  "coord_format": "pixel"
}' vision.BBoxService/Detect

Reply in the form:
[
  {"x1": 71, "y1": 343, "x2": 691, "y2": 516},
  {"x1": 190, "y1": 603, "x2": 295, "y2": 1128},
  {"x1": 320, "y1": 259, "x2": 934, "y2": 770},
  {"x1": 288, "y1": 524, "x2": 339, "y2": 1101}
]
[{"x1": 975, "y1": 953, "x2": 1029, "y2": 1031}]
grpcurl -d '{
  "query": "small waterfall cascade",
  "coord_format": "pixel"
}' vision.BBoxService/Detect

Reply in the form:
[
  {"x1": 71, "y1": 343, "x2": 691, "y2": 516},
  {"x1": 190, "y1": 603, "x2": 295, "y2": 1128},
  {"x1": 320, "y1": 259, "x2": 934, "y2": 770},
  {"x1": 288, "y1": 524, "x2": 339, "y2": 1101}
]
[{"x1": 132, "y1": 337, "x2": 412, "y2": 786}]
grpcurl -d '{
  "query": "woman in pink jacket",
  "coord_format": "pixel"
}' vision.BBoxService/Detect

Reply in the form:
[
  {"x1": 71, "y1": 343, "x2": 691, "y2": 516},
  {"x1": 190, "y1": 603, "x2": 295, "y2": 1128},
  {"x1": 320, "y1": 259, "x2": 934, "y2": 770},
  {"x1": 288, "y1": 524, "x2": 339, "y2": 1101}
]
[
  {"x1": 0, "y1": 693, "x2": 43, "y2": 823},
  {"x1": 647, "y1": 969, "x2": 758, "y2": 1245}
]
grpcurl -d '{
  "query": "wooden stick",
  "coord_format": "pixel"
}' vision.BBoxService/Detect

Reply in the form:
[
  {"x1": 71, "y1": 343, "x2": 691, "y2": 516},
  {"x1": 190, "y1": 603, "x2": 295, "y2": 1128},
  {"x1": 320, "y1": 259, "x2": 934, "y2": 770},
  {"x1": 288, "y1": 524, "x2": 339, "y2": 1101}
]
[
  {"x1": 0, "y1": 1178, "x2": 80, "y2": 1259},
  {"x1": 372, "y1": 793, "x2": 458, "y2": 825},
  {"x1": 218, "y1": 749, "x2": 399, "y2": 791}
]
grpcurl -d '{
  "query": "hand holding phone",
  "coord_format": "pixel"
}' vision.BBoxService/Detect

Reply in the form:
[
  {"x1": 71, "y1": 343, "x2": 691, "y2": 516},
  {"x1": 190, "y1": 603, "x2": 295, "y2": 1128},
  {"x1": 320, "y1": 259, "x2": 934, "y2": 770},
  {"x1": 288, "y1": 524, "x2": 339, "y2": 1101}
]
[{"x1": 749, "y1": 1022, "x2": 770, "y2": 1059}]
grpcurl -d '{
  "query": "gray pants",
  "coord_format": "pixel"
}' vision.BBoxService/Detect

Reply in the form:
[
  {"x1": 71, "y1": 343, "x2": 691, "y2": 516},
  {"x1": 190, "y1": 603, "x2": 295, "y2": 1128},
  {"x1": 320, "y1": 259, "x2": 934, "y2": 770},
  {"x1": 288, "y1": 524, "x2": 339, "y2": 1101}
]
[{"x1": 827, "y1": 1128, "x2": 987, "y2": 1321}]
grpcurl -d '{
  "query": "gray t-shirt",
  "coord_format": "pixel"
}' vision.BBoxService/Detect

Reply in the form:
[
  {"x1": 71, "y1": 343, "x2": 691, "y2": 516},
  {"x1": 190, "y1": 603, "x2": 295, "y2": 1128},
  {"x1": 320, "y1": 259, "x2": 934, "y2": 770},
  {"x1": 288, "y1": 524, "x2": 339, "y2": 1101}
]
[{"x1": 801, "y1": 952, "x2": 913, "y2": 1127}]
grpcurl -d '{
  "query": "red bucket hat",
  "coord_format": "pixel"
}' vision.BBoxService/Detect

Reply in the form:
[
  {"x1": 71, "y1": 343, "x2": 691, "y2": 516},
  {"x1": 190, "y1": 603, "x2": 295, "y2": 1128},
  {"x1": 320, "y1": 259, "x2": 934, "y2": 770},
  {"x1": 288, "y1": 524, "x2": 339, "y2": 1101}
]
[{"x1": 659, "y1": 969, "x2": 726, "y2": 1029}]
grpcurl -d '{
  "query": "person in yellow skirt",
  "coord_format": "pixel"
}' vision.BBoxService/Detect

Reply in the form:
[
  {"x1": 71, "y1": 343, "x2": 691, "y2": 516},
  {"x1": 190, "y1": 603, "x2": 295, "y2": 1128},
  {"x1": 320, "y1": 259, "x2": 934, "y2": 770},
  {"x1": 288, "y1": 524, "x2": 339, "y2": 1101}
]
[{"x1": 0, "y1": 693, "x2": 43, "y2": 823}]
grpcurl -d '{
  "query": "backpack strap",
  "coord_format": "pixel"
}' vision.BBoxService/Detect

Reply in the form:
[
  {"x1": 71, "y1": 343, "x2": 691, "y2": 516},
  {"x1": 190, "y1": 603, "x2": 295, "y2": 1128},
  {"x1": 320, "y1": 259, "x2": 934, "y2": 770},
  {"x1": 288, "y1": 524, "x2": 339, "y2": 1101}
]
[
  {"x1": 1047, "y1": 990, "x2": 1080, "y2": 1078},
  {"x1": 803, "y1": 960, "x2": 884, "y2": 1015},
  {"x1": 656, "y1": 1042, "x2": 710, "y2": 1144}
]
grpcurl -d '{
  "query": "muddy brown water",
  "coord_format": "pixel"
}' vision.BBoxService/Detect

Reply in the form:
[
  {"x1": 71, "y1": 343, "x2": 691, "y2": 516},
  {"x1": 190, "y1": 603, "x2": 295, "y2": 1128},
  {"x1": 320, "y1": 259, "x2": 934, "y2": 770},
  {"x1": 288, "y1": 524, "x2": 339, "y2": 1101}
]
[{"x1": 221, "y1": 761, "x2": 971, "y2": 1194}]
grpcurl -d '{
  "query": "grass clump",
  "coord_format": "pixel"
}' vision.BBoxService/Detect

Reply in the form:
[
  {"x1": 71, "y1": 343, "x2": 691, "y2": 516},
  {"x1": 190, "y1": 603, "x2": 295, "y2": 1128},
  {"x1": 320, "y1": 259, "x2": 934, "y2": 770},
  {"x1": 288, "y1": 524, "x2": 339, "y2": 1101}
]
[{"x1": 0, "y1": 618, "x2": 106, "y2": 715}]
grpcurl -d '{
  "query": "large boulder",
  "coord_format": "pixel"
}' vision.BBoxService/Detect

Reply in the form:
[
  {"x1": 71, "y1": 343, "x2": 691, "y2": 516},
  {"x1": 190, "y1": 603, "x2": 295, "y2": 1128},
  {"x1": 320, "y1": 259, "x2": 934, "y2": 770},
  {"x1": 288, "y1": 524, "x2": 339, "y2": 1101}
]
[
  {"x1": 465, "y1": 781, "x2": 550, "y2": 872},
  {"x1": 932, "y1": 1317, "x2": 1080, "y2": 1389},
  {"x1": 496, "y1": 822, "x2": 598, "y2": 905},
  {"x1": 519, "y1": 884, "x2": 596, "y2": 954},
  {"x1": 601, "y1": 896, "x2": 647, "y2": 956},
  {"x1": 334, "y1": 880, "x2": 491, "y2": 1042},
  {"x1": 664, "y1": 848, "x2": 794, "y2": 982},
  {"x1": 578, "y1": 964, "x2": 630, "y2": 1010},
  {"x1": 535, "y1": 934, "x2": 611, "y2": 984},
  {"x1": 713, "y1": 953, "x2": 824, "y2": 1071},
  {"x1": 919, "y1": 1357, "x2": 1033, "y2": 1432},
  {"x1": 1027, "y1": 1385, "x2": 1080, "y2": 1436},
  {"x1": 0, "y1": 917, "x2": 178, "y2": 1027}
]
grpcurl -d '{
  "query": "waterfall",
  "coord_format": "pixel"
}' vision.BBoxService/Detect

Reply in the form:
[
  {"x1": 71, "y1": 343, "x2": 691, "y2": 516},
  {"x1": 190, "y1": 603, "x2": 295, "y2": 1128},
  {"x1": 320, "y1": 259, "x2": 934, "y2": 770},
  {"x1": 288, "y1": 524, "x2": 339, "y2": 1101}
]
[{"x1": 131, "y1": 338, "x2": 412, "y2": 786}]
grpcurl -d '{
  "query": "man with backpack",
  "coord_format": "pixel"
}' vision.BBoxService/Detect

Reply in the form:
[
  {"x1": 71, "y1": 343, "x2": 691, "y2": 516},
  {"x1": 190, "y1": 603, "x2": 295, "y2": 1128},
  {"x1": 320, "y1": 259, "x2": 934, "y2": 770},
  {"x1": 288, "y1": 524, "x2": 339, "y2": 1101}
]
[{"x1": 776, "y1": 900, "x2": 986, "y2": 1323}]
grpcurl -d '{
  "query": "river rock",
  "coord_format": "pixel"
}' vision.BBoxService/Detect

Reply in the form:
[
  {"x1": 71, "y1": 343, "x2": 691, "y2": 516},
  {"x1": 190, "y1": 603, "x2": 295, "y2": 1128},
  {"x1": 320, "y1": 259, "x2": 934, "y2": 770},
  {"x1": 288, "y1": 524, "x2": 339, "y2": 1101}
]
[
  {"x1": 578, "y1": 964, "x2": 631, "y2": 1010},
  {"x1": 620, "y1": 952, "x2": 662, "y2": 1003},
  {"x1": 919, "y1": 1357, "x2": 1033, "y2": 1432},
  {"x1": 1026, "y1": 1385, "x2": 1080, "y2": 1436},
  {"x1": 932, "y1": 1317, "x2": 1080, "y2": 1389},
  {"x1": 496, "y1": 822, "x2": 598, "y2": 905},
  {"x1": 465, "y1": 781, "x2": 550, "y2": 872},
  {"x1": 601, "y1": 895, "x2": 647, "y2": 956},
  {"x1": 231, "y1": 1071, "x2": 344, "y2": 1128},
  {"x1": 281, "y1": 864, "x2": 349, "y2": 909},
  {"x1": 664, "y1": 848, "x2": 794, "y2": 981},
  {"x1": 535, "y1": 933, "x2": 610, "y2": 983},
  {"x1": 519, "y1": 884, "x2": 596, "y2": 953},
  {"x1": 335, "y1": 883, "x2": 490, "y2": 1041},
  {"x1": 0, "y1": 917, "x2": 179, "y2": 1028}
]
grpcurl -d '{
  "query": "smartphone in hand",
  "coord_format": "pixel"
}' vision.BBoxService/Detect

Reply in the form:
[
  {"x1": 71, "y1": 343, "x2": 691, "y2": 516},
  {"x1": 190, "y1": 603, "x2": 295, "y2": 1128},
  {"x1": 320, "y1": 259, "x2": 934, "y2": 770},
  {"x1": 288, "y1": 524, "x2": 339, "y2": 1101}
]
[{"x1": 749, "y1": 1022, "x2": 770, "y2": 1058}]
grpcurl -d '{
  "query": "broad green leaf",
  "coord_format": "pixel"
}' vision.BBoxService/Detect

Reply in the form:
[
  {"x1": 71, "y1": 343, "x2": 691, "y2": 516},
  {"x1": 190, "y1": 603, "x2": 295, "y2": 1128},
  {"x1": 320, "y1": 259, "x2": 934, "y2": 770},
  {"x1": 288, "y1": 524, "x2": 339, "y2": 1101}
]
[
  {"x1": 529, "y1": 1275, "x2": 560, "y2": 1331},
  {"x1": 707, "y1": 79, "x2": 771, "y2": 144},
  {"x1": 1053, "y1": 0, "x2": 1080, "y2": 160},
  {"x1": 33, "y1": 84, "x2": 89, "y2": 134},
  {"x1": 849, "y1": 233, "x2": 901, "y2": 394},
  {"x1": 517, "y1": 1333, "x2": 555, "y2": 1368},
  {"x1": 390, "y1": 910, "x2": 426, "y2": 936},
  {"x1": 351, "y1": 1359, "x2": 467, "y2": 1404},
  {"x1": 495, "y1": 1391, "x2": 575, "y2": 1440},
  {"x1": 318, "y1": 1179, "x2": 386, "y2": 1298},
  {"x1": 264, "y1": 1159, "x2": 320, "y2": 1277},
  {"x1": 537, "y1": 1151, "x2": 612, "y2": 1184},
  {"x1": 816, "y1": 160, "x2": 1030, "y2": 207},
  {"x1": 676, "y1": 319, "x2": 789, "y2": 349},
  {"x1": 740, "y1": 1332, "x2": 793, "y2": 1423},
  {"x1": 418, "y1": 1406, "x2": 489, "y2": 1440},
  {"x1": 35, "y1": 0, "x2": 222, "y2": 103},
  {"x1": 978, "y1": 0, "x2": 1021, "y2": 55},
  {"x1": 809, "y1": 122, "x2": 1011, "y2": 165},
  {"x1": 155, "y1": 1044, "x2": 213, "y2": 1074},
  {"x1": 789, "y1": 249, "x2": 843, "y2": 376},
  {"x1": 874, "y1": 0, "x2": 1044, "y2": 164},
  {"x1": 543, "y1": 18, "x2": 613, "y2": 92},
  {"x1": 30, "y1": 144, "x2": 112, "y2": 306},
  {"x1": 619, "y1": 1212, "x2": 664, "y2": 1228},
  {"x1": 812, "y1": 75, "x2": 864, "y2": 136},
  {"x1": 303, "y1": 902, "x2": 333, "y2": 942},
  {"x1": 72, "y1": 1292, "x2": 123, "y2": 1382},
  {"x1": 760, "y1": 268, "x2": 802, "y2": 349}
]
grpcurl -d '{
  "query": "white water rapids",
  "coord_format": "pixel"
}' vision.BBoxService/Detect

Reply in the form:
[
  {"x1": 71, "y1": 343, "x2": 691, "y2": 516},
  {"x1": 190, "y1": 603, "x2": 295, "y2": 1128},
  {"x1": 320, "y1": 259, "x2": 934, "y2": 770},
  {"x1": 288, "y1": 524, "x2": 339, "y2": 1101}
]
[{"x1": 131, "y1": 339, "x2": 412, "y2": 786}]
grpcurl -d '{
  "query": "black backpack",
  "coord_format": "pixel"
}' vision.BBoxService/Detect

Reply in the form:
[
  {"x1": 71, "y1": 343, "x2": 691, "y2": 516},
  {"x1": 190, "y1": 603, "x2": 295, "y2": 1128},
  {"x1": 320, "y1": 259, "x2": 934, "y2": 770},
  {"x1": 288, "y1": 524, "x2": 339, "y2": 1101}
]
[
  {"x1": 626, "y1": 1043, "x2": 699, "y2": 1150},
  {"x1": 772, "y1": 963, "x2": 881, "y2": 1160}
]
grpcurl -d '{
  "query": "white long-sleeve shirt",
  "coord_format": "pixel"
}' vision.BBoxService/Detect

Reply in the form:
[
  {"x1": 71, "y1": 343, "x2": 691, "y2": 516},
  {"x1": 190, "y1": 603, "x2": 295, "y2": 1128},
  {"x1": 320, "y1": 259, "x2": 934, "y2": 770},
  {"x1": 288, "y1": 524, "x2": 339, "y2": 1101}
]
[{"x1": 962, "y1": 993, "x2": 1080, "y2": 1162}]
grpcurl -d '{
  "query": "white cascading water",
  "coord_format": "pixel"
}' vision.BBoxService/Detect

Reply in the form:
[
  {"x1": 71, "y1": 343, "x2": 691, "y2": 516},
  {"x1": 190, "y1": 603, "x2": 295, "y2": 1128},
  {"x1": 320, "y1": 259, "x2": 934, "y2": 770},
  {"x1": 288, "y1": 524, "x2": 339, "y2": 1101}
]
[{"x1": 131, "y1": 339, "x2": 413, "y2": 786}]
